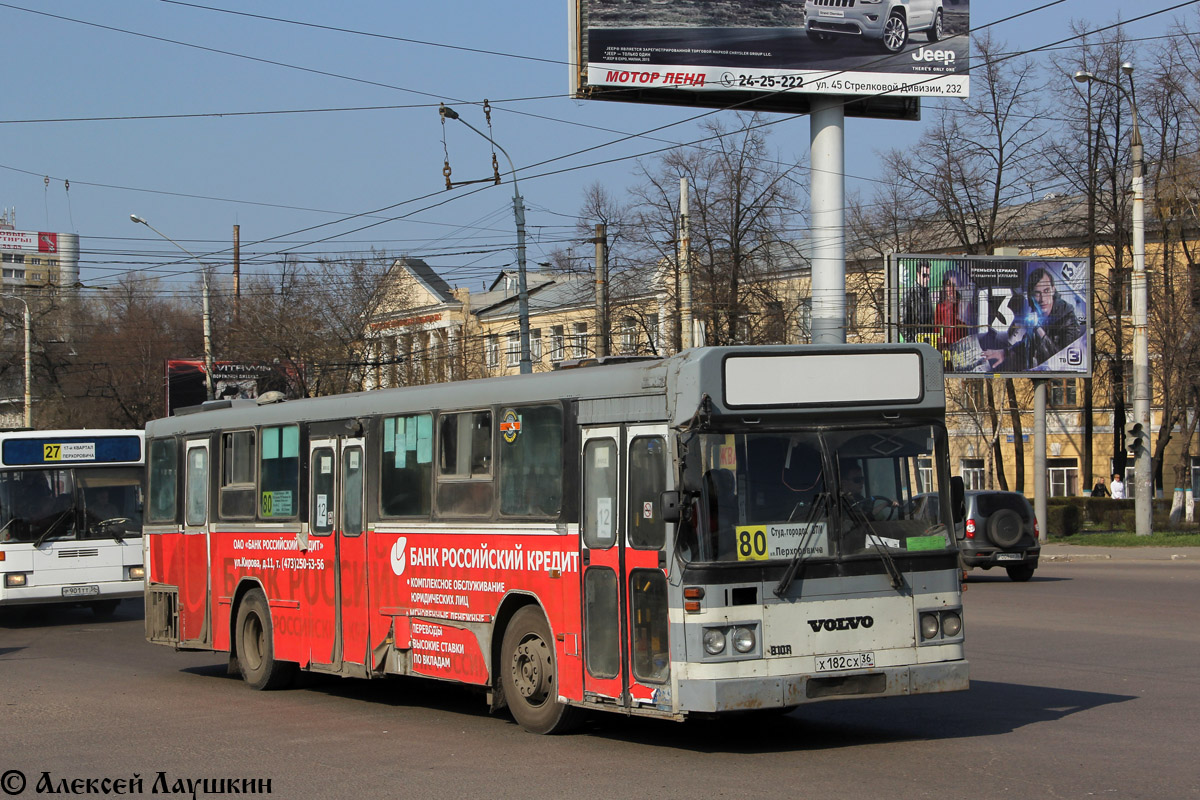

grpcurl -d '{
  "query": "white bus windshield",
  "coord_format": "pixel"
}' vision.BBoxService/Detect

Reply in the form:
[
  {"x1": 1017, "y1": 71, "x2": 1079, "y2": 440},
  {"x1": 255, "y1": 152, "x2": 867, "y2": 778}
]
[
  {"x1": 678, "y1": 426, "x2": 951, "y2": 564},
  {"x1": 0, "y1": 467, "x2": 144, "y2": 544}
]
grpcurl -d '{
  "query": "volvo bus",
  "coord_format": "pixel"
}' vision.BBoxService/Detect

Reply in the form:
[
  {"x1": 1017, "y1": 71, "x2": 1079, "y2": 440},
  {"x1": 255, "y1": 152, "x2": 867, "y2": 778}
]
[
  {"x1": 143, "y1": 345, "x2": 967, "y2": 733},
  {"x1": 0, "y1": 429, "x2": 145, "y2": 615}
]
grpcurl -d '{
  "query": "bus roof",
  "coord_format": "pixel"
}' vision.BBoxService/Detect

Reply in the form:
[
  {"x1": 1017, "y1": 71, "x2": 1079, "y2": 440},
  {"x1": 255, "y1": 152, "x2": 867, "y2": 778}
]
[{"x1": 145, "y1": 344, "x2": 945, "y2": 437}]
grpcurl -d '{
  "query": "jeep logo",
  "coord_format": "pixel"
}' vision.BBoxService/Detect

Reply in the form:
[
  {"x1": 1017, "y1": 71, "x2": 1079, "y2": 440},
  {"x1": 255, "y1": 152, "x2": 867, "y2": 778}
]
[
  {"x1": 912, "y1": 47, "x2": 956, "y2": 64},
  {"x1": 808, "y1": 616, "x2": 874, "y2": 632}
]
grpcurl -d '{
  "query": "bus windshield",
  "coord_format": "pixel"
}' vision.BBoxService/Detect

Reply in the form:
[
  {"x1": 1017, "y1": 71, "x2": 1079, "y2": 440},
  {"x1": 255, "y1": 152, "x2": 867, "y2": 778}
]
[
  {"x1": 678, "y1": 425, "x2": 952, "y2": 564},
  {"x1": 0, "y1": 467, "x2": 144, "y2": 544}
]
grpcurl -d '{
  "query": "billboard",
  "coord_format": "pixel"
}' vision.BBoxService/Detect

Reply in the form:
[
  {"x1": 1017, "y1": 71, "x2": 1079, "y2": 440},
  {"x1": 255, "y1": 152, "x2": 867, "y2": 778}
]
[
  {"x1": 888, "y1": 254, "x2": 1092, "y2": 377},
  {"x1": 570, "y1": 0, "x2": 969, "y2": 117},
  {"x1": 166, "y1": 360, "x2": 297, "y2": 415},
  {"x1": 0, "y1": 229, "x2": 58, "y2": 252}
]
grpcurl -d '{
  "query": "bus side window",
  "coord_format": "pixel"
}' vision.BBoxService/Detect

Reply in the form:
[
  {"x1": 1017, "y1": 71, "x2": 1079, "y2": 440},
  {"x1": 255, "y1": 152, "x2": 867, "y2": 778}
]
[
  {"x1": 147, "y1": 438, "x2": 179, "y2": 524},
  {"x1": 260, "y1": 425, "x2": 300, "y2": 519},
  {"x1": 380, "y1": 414, "x2": 432, "y2": 518},
  {"x1": 436, "y1": 411, "x2": 493, "y2": 517},
  {"x1": 499, "y1": 404, "x2": 563, "y2": 518}
]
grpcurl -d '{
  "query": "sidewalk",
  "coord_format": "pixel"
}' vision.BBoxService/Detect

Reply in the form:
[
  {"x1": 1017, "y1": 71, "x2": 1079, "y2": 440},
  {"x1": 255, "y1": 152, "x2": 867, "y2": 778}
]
[{"x1": 1040, "y1": 543, "x2": 1200, "y2": 562}]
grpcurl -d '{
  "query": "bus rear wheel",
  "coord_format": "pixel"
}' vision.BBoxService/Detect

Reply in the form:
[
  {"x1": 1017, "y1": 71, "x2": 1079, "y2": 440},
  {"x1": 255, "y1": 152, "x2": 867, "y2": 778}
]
[
  {"x1": 501, "y1": 606, "x2": 580, "y2": 734},
  {"x1": 235, "y1": 590, "x2": 295, "y2": 690}
]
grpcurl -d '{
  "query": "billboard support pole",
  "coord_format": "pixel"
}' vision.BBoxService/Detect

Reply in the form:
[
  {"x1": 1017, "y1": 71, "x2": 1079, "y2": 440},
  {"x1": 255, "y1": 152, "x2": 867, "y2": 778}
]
[
  {"x1": 810, "y1": 97, "x2": 845, "y2": 344},
  {"x1": 1034, "y1": 379, "x2": 1048, "y2": 543}
]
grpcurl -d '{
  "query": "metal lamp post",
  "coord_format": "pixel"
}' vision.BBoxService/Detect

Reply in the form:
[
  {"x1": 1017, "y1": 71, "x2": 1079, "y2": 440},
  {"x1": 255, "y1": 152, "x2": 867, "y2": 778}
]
[
  {"x1": 439, "y1": 104, "x2": 532, "y2": 374},
  {"x1": 130, "y1": 214, "x2": 215, "y2": 401},
  {"x1": 1, "y1": 294, "x2": 32, "y2": 428},
  {"x1": 1075, "y1": 63, "x2": 1151, "y2": 536}
]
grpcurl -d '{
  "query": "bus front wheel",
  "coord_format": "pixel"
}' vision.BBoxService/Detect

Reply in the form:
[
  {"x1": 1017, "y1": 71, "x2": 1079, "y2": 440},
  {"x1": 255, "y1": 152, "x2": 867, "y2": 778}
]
[
  {"x1": 234, "y1": 590, "x2": 295, "y2": 690},
  {"x1": 500, "y1": 606, "x2": 580, "y2": 734}
]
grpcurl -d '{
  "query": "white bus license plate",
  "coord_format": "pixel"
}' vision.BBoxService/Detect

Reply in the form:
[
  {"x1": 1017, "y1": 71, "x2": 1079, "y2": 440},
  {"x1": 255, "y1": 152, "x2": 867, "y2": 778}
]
[
  {"x1": 62, "y1": 585, "x2": 100, "y2": 598},
  {"x1": 816, "y1": 652, "x2": 875, "y2": 672},
  {"x1": 995, "y1": 553, "x2": 1022, "y2": 561}
]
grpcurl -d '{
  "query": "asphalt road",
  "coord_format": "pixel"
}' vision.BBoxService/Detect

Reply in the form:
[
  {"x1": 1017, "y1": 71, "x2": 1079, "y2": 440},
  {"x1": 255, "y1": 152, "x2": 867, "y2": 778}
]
[{"x1": 3, "y1": 556, "x2": 1198, "y2": 799}]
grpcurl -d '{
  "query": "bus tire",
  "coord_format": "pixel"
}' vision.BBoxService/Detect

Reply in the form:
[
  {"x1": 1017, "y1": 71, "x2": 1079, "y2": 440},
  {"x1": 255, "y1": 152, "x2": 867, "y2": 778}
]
[
  {"x1": 500, "y1": 606, "x2": 580, "y2": 734},
  {"x1": 235, "y1": 590, "x2": 295, "y2": 690}
]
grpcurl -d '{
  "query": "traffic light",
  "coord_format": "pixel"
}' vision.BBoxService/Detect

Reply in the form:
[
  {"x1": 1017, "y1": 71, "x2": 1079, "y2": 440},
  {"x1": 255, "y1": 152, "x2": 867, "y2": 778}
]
[{"x1": 1126, "y1": 422, "x2": 1144, "y2": 453}]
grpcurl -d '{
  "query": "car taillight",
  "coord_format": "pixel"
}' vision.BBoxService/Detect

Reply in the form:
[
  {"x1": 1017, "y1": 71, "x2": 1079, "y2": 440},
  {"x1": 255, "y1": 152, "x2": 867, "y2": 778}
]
[
  {"x1": 965, "y1": 518, "x2": 976, "y2": 539},
  {"x1": 1034, "y1": 516, "x2": 1039, "y2": 538}
]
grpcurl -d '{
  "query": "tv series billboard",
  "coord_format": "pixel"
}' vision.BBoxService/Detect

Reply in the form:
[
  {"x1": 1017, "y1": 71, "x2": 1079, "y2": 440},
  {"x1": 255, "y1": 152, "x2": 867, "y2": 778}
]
[
  {"x1": 888, "y1": 254, "x2": 1092, "y2": 377},
  {"x1": 571, "y1": 0, "x2": 970, "y2": 112}
]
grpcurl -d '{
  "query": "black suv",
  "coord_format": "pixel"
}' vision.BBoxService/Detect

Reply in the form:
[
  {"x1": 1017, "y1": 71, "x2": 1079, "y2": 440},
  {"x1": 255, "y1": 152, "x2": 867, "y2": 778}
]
[{"x1": 959, "y1": 491, "x2": 1040, "y2": 581}]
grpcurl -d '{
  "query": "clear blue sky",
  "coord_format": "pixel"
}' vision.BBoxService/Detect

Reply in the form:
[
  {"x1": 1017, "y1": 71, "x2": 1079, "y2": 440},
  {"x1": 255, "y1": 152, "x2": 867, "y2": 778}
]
[{"x1": 0, "y1": 0, "x2": 1193, "y2": 297}]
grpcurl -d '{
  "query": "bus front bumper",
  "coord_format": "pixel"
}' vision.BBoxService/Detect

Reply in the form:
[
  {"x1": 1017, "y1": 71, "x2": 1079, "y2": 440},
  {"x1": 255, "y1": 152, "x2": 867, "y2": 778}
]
[
  {"x1": 676, "y1": 660, "x2": 969, "y2": 713},
  {"x1": 0, "y1": 581, "x2": 143, "y2": 607}
]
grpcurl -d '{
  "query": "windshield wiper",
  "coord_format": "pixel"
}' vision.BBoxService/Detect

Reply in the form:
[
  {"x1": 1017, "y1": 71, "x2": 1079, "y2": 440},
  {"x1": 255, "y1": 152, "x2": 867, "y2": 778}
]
[
  {"x1": 33, "y1": 508, "x2": 74, "y2": 548},
  {"x1": 838, "y1": 493, "x2": 906, "y2": 592},
  {"x1": 774, "y1": 492, "x2": 830, "y2": 599}
]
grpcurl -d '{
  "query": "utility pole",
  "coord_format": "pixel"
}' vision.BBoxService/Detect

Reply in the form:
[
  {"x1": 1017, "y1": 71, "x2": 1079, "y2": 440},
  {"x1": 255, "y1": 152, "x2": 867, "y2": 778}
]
[
  {"x1": 233, "y1": 224, "x2": 241, "y2": 324},
  {"x1": 679, "y1": 177, "x2": 693, "y2": 350},
  {"x1": 594, "y1": 223, "x2": 608, "y2": 358}
]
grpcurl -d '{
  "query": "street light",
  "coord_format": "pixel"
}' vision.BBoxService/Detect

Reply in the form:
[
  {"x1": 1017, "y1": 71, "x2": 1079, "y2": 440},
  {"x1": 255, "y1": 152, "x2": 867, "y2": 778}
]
[
  {"x1": 1, "y1": 294, "x2": 32, "y2": 428},
  {"x1": 1075, "y1": 63, "x2": 1151, "y2": 536},
  {"x1": 130, "y1": 214, "x2": 215, "y2": 401},
  {"x1": 439, "y1": 104, "x2": 532, "y2": 374}
]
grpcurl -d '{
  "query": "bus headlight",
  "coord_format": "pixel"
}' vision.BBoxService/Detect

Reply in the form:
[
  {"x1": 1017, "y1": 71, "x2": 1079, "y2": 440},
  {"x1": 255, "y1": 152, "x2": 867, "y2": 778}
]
[
  {"x1": 732, "y1": 626, "x2": 756, "y2": 653},
  {"x1": 940, "y1": 611, "x2": 962, "y2": 638},
  {"x1": 4, "y1": 573, "x2": 28, "y2": 587},
  {"x1": 920, "y1": 613, "x2": 940, "y2": 640},
  {"x1": 703, "y1": 628, "x2": 726, "y2": 655},
  {"x1": 127, "y1": 566, "x2": 145, "y2": 580}
]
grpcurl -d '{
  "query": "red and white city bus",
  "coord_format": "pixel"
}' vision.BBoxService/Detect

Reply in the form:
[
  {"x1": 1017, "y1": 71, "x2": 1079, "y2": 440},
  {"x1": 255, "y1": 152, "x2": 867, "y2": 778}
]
[{"x1": 144, "y1": 344, "x2": 967, "y2": 733}]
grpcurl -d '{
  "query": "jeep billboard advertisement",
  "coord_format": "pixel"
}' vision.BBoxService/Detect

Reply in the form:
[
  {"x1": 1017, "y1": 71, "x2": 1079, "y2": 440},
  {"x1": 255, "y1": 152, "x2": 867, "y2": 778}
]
[
  {"x1": 570, "y1": 0, "x2": 969, "y2": 113},
  {"x1": 888, "y1": 254, "x2": 1092, "y2": 378}
]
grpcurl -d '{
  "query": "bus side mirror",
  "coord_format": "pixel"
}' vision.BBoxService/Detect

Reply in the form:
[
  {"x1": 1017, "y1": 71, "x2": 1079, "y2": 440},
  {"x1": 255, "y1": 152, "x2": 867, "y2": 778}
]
[
  {"x1": 950, "y1": 476, "x2": 966, "y2": 524},
  {"x1": 660, "y1": 491, "x2": 682, "y2": 523}
]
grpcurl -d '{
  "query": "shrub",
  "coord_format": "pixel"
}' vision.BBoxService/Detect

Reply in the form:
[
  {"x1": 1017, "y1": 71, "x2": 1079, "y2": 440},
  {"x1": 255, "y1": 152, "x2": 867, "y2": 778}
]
[{"x1": 1046, "y1": 503, "x2": 1081, "y2": 537}]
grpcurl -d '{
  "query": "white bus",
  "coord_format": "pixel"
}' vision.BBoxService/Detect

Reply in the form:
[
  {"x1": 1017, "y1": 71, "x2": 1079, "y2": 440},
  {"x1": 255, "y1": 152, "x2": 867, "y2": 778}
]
[{"x1": 0, "y1": 430, "x2": 145, "y2": 615}]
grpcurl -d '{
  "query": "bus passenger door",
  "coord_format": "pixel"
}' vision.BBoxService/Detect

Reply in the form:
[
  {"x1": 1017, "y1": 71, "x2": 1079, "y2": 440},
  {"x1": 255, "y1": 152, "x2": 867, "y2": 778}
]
[
  {"x1": 307, "y1": 440, "x2": 338, "y2": 665},
  {"x1": 307, "y1": 438, "x2": 368, "y2": 671},
  {"x1": 580, "y1": 425, "x2": 671, "y2": 707},
  {"x1": 622, "y1": 425, "x2": 671, "y2": 704},
  {"x1": 337, "y1": 439, "x2": 368, "y2": 669},
  {"x1": 580, "y1": 427, "x2": 623, "y2": 702},
  {"x1": 180, "y1": 440, "x2": 210, "y2": 645}
]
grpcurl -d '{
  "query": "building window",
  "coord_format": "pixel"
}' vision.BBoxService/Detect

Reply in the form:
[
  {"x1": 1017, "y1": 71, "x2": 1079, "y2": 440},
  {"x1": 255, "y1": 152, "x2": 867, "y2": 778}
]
[
  {"x1": 486, "y1": 334, "x2": 500, "y2": 368},
  {"x1": 506, "y1": 331, "x2": 520, "y2": 367},
  {"x1": 1048, "y1": 458, "x2": 1079, "y2": 497},
  {"x1": 572, "y1": 322, "x2": 588, "y2": 359},
  {"x1": 620, "y1": 316, "x2": 637, "y2": 355},
  {"x1": 798, "y1": 298, "x2": 812, "y2": 344},
  {"x1": 845, "y1": 293, "x2": 859, "y2": 334},
  {"x1": 764, "y1": 301, "x2": 785, "y2": 344},
  {"x1": 961, "y1": 458, "x2": 985, "y2": 491},
  {"x1": 1050, "y1": 378, "x2": 1078, "y2": 408},
  {"x1": 530, "y1": 329, "x2": 542, "y2": 362},
  {"x1": 917, "y1": 456, "x2": 933, "y2": 493},
  {"x1": 550, "y1": 326, "x2": 565, "y2": 361},
  {"x1": 647, "y1": 313, "x2": 660, "y2": 354}
]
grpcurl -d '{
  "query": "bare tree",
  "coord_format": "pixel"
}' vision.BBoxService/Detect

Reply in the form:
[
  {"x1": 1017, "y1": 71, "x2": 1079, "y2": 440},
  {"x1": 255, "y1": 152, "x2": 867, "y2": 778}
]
[{"x1": 628, "y1": 114, "x2": 805, "y2": 348}]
